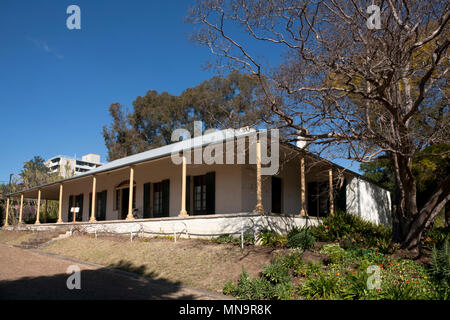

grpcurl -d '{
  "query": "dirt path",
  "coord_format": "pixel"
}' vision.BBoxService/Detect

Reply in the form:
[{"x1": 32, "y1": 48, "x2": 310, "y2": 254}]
[{"x1": 0, "y1": 244, "x2": 229, "y2": 300}]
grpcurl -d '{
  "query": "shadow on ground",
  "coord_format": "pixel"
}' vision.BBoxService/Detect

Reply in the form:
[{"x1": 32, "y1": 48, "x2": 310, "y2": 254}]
[{"x1": 0, "y1": 259, "x2": 197, "y2": 300}]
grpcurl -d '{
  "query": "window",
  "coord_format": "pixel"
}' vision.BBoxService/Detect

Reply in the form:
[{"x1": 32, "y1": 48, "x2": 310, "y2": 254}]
[
  {"x1": 153, "y1": 182, "x2": 163, "y2": 217},
  {"x1": 153, "y1": 179, "x2": 170, "y2": 217},
  {"x1": 193, "y1": 172, "x2": 215, "y2": 215},
  {"x1": 194, "y1": 175, "x2": 207, "y2": 214}
]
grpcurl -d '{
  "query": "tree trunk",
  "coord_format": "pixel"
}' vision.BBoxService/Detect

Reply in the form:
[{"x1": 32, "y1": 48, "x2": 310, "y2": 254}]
[
  {"x1": 391, "y1": 150, "x2": 450, "y2": 255},
  {"x1": 392, "y1": 173, "x2": 450, "y2": 255},
  {"x1": 445, "y1": 202, "x2": 450, "y2": 230}
]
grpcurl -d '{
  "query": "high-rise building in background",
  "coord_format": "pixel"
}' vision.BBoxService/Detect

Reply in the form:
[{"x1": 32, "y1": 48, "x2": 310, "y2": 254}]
[{"x1": 45, "y1": 153, "x2": 103, "y2": 178}]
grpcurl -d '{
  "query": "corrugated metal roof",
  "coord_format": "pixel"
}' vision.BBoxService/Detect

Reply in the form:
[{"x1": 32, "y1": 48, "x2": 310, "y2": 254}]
[
  {"x1": 6, "y1": 127, "x2": 390, "y2": 198},
  {"x1": 6, "y1": 128, "x2": 258, "y2": 197}
]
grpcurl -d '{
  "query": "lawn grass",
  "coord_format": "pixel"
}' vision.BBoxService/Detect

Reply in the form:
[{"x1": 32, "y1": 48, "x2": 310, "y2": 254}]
[
  {"x1": 0, "y1": 230, "x2": 36, "y2": 245},
  {"x1": 42, "y1": 234, "x2": 277, "y2": 293}
]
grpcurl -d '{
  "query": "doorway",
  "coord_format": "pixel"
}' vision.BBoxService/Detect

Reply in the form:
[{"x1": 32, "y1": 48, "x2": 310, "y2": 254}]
[
  {"x1": 272, "y1": 176, "x2": 282, "y2": 214},
  {"x1": 121, "y1": 188, "x2": 129, "y2": 220}
]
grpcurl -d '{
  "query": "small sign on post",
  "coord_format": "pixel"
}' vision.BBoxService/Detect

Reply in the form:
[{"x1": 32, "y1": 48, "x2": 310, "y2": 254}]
[{"x1": 70, "y1": 207, "x2": 80, "y2": 223}]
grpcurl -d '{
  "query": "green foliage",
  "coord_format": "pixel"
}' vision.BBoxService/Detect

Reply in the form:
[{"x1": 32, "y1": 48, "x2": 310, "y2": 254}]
[
  {"x1": 257, "y1": 229, "x2": 286, "y2": 247},
  {"x1": 360, "y1": 144, "x2": 450, "y2": 212},
  {"x1": 299, "y1": 273, "x2": 341, "y2": 299},
  {"x1": 20, "y1": 156, "x2": 59, "y2": 188},
  {"x1": 287, "y1": 227, "x2": 316, "y2": 250},
  {"x1": 430, "y1": 240, "x2": 450, "y2": 293},
  {"x1": 381, "y1": 282, "x2": 422, "y2": 300},
  {"x1": 425, "y1": 227, "x2": 450, "y2": 248},
  {"x1": 223, "y1": 213, "x2": 448, "y2": 300},
  {"x1": 340, "y1": 271, "x2": 372, "y2": 300},
  {"x1": 215, "y1": 233, "x2": 255, "y2": 246},
  {"x1": 320, "y1": 244, "x2": 346, "y2": 264},
  {"x1": 360, "y1": 156, "x2": 394, "y2": 191},
  {"x1": 244, "y1": 232, "x2": 255, "y2": 245},
  {"x1": 103, "y1": 72, "x2": 269, "y2": 161},
  {"x1": 281, "y1": 250, "x2": 304, "y2": 269},
  {"x1": 294, "y1": 260, "x2": 322, "y2": 278},
  {"x1": 311, "y1": 210, "x2": 391, "y2": 253},
  {"x1": 223, "y1": 266, "x2": 292, "y2": 300},
  {"x1": 222, "y1": 280, "x2": 237, "y2": 296},
  {"x1": 262, "y1": 258, "x2": 291, "y2": 284},
  {"x1": 272, "y1": 282, "x2": 294, "y2": 300}
]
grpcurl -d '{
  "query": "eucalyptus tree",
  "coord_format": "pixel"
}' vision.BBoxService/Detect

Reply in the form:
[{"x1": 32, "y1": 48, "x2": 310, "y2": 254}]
[{"x1": 187, "y1": 0, "x2": 449, "y2": 254}]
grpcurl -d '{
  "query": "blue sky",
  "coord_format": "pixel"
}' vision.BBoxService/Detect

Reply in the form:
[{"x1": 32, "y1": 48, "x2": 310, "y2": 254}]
[
  {"x1": 0, "y1": 0, "x2": 361, "y2": 183},
  {"x1": 0, "y1": 0, "x2": 219, "y2": 182}
]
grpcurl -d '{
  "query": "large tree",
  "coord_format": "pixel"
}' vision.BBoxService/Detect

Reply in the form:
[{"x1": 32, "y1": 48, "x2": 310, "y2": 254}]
[
  {"x1": 187, "y1": 0, "x2": 449, "y2": 255},
  {"x1": 103, "y1": 71, "x2": 268, "y2": 161}
]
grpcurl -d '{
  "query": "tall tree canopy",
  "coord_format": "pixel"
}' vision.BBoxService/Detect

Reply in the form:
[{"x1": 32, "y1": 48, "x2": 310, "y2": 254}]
[
  {"x1": 103, "y1": 71, "x2": 268, "y2": 161},
  {"x1": 187, "y1": 0, "x2": 449, "y2": 254},
  {"x1": 19, "y1": 156, "x2": 58, "y2": 189}
]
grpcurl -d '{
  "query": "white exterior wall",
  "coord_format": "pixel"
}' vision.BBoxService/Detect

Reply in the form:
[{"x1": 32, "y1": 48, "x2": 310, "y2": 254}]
[
  {"x1": 61, "y1": 159, "x2": 245, "y2": 222},
  {"x1": 346, "y1": 176, "x2": 392, "y2": 226},
  {"x1": 7, "y1": 213, "x2": 320, "y2": 240},
  {"x1": 240, "y1": 160, "x2": 302, "y2": 214}
]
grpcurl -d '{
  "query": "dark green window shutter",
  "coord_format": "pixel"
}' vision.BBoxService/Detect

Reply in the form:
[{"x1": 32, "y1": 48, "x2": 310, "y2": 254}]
[
  {"x1": 68, "y1": 195, "x2": 74, "y2": 221},
  {"x1": 101, "y1": 190, "x2": 107, "y2": 221},
  {"x1": 186, "y1": 176, "x2": 190, "y2": 215},
  {"x1": 76, "y1": 194, "x2": 84, "y2": 221},
  {"x1": 143, "y1": 183, "x2": 151, "y2": 218},
  {"x1": 205, "y1": 172, "x2": 215, "y2": 214},
  {"x1": 162, "y1": 179, "x2": 170, "y2": 217}
]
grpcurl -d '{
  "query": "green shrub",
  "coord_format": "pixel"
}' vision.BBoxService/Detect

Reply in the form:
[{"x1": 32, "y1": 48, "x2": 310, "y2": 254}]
[
  {"x1": 228, "y1": 267, "x2": 261, "y2": 299},
  {"x1": 216, "y1": 233, "x2": 255, "y2": 246},
  {"x1": 262, "y1": 258, "x2": 291, "y2": 284},
  {"x1": 272, "y1": 282, "x2": 294, "y2": 300},
  {"x1": 244, "y1": 232, "x2": 255, "y2": 245},
  {"x1": 216, "y1": 234, "x2": 233, "y2": 244},
  {"x1": 426, "y1": 227, "x2": 450, "y2": 248},
  {"x1": 222, "y1": 280, "x2": 236, "y2": 296},
  {"x1": 225, "y1": 266, "x2": 292, "y2": 300},
  {"x1": 299, "y1": 273, "x2": 341, "y2": 299},
  {"x1": 430, "y1": 240, "x2": 450, "y2": 292},
  {"x1": 257, "y1": 229, "x2": 286, "y2": 247},
  {"x1": 381, "y1": 282, "x2": 422, "y2": 300},
  {"x1": 287, "y1": 227, "x2": 316, "y2": 250},
  {"x1": 295, "y1": 261, "x2": 322, "y2": 277},
  {"x1": 320, "y1": 243, "x2": 346, "y2": 264},
  {"x1": 311, "y1": 210, "x2": 391, "y2": 252},
  {"x1": 280, "y1": 250, "x2": 304, "y2": 269},
  {"x1": 341, "y1": 271, "x2": 371, "y2": 300}
]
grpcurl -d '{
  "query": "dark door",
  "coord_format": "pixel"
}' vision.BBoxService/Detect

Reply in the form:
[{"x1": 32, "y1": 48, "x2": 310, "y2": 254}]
[
  {"x1": 69, "y1": 195, "x2": 83, "y2": 222},
  {"x1": 307, "y1": 182, "x2": 318, "y2": 217},
  {"x1": 96, "y1": 190, "x2": 107, "y2": 221},
  {"x1": 272, "y1": 177, "x2": 282, "y2": 214},
  {"x1": 205, "y1": 172, "x2": 215, "y2": 214},
  {"x1": 318, "y1": 182, "x2": 329, "y2": 217},
  {"x1": 75, "y1": 194, "x2": 83, "y2": 221},
  {"x1": 162, "y1": 179, "x2": 170, "y2": 217},
  {"x1": 121, "y1": 188, "x2": 129, "y2": 219},
  {"x1": 153, "y1": 180, "x2": 170, "y2": 217}
]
